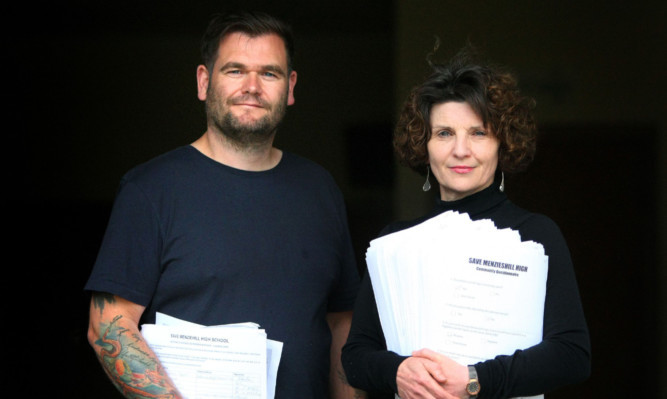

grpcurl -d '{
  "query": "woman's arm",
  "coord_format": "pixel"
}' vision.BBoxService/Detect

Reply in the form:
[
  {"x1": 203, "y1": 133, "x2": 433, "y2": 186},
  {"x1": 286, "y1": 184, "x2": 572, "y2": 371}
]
[
  {"x1": 342, "y1": 275, "x2": 408, "y2": 395},
  {"x1": 473, "y1": 216, "x2": 592, "y2": 398},
  {"x1": 342, "y1": 276, "x2": 459, "y2": 398}
]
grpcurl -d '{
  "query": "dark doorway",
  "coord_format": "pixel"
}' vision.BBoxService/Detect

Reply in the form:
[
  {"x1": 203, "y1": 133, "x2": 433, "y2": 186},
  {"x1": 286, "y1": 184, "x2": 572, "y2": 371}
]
[{"x1": 507, "y1": 125, "x2": 658, "y2": 398}]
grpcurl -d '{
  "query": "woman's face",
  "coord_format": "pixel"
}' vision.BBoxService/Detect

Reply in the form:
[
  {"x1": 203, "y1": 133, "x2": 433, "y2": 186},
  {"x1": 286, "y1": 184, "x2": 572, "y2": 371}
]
[{"x1": 427, "y1": 101, "x2": 500, "y2": 201}]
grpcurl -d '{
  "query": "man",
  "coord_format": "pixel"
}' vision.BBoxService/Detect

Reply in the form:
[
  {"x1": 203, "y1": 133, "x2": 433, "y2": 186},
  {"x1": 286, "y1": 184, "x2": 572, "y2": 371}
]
[{"x1": 86, "y1": 12, "x2": 363, "y2": 398}]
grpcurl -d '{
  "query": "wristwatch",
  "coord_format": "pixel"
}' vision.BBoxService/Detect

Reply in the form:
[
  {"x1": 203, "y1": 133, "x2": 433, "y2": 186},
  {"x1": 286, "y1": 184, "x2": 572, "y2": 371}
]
[{"x1": 466, "y1": 365, "x2": 481, "y2": 398}]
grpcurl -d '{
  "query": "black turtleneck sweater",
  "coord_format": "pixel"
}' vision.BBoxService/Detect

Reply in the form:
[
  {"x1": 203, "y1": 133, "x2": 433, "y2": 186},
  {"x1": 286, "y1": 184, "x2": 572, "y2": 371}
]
[{"x1": 341, "y1": 179, "x2": 591, "y2": 399}]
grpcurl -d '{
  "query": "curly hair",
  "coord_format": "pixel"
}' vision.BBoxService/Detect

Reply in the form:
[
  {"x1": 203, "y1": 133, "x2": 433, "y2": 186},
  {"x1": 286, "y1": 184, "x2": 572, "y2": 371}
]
[{"x1": 394, "y1": 49, "x2": 537, "y2": 174}]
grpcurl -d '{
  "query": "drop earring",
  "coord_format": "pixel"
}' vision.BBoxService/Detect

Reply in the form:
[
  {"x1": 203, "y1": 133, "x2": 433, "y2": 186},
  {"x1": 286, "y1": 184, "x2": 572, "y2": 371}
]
[
  {"x1": 499, "y1": 172, "x2": 505, "y2": 192},
  {"x1": 423, "y1": 166, "x2": 431, "y2": 192}
]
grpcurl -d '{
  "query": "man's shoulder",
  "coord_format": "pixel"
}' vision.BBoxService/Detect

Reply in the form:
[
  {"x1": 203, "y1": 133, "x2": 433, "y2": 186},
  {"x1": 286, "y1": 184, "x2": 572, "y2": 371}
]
[
  {"x1": 280, "y1": 151, "x2": 337, "y2": 182},
  {"x1": 281, "y1": 151, "x2": 326, "y2": 170},
  {"x1": 123, "y1": 146, "x2": 198, "y2": 182}
]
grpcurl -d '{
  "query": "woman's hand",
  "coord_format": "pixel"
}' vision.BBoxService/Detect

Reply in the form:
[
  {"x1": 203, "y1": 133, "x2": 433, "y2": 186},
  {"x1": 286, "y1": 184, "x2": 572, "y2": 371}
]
[{"x1": 396, "y1": 348, "x2": 469, "y2": 398}]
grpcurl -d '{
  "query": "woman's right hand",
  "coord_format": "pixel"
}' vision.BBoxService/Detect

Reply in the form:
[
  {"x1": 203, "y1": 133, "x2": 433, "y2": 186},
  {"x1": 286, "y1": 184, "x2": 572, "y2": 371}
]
[{"x1": 396, "y1": 355, "x2": 458, "y2": 398}]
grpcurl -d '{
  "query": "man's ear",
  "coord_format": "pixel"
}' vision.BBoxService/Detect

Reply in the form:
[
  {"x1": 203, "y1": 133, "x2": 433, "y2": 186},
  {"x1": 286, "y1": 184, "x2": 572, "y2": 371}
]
[
  {"x1": 196, "y1": 65, "x2": 210, "y2": 101},
  {"x1": 287, "y1": 70, "x2": 297, "y2": 106}
]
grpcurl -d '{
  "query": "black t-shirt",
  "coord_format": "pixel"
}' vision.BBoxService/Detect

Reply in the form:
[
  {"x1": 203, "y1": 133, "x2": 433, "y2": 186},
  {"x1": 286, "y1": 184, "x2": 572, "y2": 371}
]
[{"x1": 86, "y1": 145, "x2": 360, "y2": 398}]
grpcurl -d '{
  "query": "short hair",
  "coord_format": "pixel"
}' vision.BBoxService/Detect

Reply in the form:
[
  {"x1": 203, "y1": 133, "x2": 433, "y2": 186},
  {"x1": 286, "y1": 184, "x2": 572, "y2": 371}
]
[
  {"x1": 394, "y1": 49, "x2": 537, "y2": 174},
  {"x1": 200, "y1": 11, "x2": 295, "y2": 73}
]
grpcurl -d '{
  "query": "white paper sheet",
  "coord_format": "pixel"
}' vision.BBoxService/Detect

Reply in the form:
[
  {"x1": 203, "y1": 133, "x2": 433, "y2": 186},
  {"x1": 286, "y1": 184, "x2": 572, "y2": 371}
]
[
  {"x1": 368, "y1": 211, "x2": 547, "y2": 399},
  {"x1": 141, "y1": 313, "x2": 283, "y2": 399}
]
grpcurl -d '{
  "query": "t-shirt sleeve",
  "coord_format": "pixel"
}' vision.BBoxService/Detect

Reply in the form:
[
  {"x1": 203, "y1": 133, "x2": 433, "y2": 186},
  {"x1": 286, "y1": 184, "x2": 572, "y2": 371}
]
[
  {"x1": 84, "y1": 178, "x2": 163, "y2": 307},
  {"x1": 326, "y1": 186, "x2": 361, "y2": 313}
]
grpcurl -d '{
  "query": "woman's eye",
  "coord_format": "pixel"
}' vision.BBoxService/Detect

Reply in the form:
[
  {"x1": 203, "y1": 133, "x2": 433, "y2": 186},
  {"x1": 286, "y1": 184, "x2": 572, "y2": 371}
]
[{"x1": 473, "y1": 130, "x2": 487, "y2": 136}]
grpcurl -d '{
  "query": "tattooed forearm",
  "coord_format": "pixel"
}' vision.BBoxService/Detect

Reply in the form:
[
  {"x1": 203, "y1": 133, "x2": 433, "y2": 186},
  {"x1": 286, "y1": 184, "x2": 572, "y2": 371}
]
[
  {"x1": 336, "y1": 366, "x2": 348, "y2": 384},
  {"x1": 354, "y1": 388, "x2": 368, "y2": 399},
  {"x1": 93, "y1": 314, "x2": 180, "y2": 398},
  {"x1": 333, "y1": 365, "x2": 367, "y2": 398},
  {"x1": 92, "y1": 291, "x2": 116, "y2": 314}
]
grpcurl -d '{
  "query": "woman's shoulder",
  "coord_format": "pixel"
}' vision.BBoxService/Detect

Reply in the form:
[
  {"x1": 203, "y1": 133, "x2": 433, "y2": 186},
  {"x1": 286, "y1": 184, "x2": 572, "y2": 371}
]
[
  {"x1": 497, "y1": 201, "x2": 570, "y2": 256},
  {"x1": 377, "y1": 199, "x2": 568, "y2": 249},
  {"x1": 377, "y1": 211, "x2": 438, "y2": 238},
  {"x1": 502, "y1": 201, "x2": 562, "y2": 234}
]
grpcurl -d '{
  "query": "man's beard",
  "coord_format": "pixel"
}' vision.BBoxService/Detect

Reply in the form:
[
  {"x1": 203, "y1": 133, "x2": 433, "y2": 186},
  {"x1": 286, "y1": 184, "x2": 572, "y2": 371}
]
[{"x1": 206, "y1": 88, "x2": 288, "y2": 151}]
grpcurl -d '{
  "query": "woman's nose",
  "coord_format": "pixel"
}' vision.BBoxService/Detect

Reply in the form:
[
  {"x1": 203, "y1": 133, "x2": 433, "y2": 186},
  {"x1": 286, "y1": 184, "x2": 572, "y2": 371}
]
[{"x1": 453, "y1": 135, "x2": 471, "y2": 157}]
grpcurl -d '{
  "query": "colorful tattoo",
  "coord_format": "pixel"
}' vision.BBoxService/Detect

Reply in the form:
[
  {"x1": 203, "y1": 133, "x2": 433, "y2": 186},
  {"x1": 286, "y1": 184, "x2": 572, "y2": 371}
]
[
  {"x1": 95, "y1": 314, "x2": 178, "y2": 398},
  {"x1": 92, "y1": 291, "x2": 115, "y2": 314}
]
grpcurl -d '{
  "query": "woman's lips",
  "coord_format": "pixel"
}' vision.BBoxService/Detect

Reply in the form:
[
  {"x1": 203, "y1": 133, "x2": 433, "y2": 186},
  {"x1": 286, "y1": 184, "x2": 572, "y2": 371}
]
[{"x1": 450, "y1": 166, "x2": 474, "y2": 174}]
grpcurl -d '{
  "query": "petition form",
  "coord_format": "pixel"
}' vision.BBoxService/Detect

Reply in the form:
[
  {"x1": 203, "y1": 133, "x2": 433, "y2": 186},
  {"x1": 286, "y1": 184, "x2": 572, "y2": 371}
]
[
  {"x1": 141, "y1": 313, "x2": 282, "y2": 399},
  {"x1": 423, "y1": 243, "x2": 548, "y2": 365},
  {"x1": 367, "y1": 211, "x2": 547, "y2": 399}
]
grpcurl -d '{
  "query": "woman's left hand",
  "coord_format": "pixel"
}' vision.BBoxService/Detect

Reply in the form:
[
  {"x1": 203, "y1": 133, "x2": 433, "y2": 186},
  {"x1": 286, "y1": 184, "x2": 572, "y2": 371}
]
[{"x1": 410, "y1": 349, "x2": 470, "y2": 398}]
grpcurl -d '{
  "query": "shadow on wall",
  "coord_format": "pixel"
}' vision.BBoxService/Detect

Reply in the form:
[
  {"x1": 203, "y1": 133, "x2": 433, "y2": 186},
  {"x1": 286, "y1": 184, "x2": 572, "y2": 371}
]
[{"x1": 506, "y1": 124, "x2": 659, "y2": 398}]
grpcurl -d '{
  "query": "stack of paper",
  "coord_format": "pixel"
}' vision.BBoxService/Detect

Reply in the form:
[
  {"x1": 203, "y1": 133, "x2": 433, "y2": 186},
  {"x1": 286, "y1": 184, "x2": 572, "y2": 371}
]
[
  {"x1": 367, "y1": 211, "x2": 548, "y2": 399},
  {"x1": 141, "y1": 313, "x2": 283, "y2": 399}
]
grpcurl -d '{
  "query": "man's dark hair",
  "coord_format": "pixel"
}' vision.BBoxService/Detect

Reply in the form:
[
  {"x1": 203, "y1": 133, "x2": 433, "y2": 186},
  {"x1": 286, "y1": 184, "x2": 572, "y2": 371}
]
[{"x1": 201, "y1": 11, "x2": 295, "y2": 73}]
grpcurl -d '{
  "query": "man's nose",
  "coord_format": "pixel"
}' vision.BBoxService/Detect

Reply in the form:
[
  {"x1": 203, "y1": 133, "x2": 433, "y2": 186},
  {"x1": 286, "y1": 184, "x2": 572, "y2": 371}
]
[{"x1": 242, "y1": 73, "x2": 261, "y2": 94}]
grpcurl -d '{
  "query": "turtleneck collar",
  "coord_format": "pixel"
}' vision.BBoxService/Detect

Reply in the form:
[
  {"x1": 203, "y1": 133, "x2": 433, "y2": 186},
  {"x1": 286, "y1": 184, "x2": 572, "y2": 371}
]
[{"x1": 430, "y1": 170, "x2": 507, "y2": 218}]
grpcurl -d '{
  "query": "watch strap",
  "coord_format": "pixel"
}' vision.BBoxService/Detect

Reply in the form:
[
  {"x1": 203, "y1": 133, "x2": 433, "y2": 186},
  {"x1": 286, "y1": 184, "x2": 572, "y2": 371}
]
[{"x1": 466, "y1": 365, "x2": 481, "y2": 398}]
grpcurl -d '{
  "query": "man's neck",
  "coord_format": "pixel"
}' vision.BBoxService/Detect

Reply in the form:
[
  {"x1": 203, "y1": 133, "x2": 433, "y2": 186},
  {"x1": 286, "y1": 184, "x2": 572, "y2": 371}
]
[{"x1": 191, "y1": 130, "x2": 282, "y2": 171}]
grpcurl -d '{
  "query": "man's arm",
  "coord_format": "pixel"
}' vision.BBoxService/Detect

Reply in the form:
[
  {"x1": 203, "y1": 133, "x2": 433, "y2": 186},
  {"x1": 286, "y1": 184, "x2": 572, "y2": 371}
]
[
  {"x1": 87, "y1": 292, "x2": 183, "y2": 399},
  {"x1": 327, "y1": 311, "x2": 368, "y2": 399}
]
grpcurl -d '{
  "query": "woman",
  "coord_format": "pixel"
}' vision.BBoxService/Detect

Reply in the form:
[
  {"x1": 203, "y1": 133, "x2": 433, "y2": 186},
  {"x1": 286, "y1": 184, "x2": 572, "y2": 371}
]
[{"x1": 341, "y1": 52, "x2": 591, "y2": 399}]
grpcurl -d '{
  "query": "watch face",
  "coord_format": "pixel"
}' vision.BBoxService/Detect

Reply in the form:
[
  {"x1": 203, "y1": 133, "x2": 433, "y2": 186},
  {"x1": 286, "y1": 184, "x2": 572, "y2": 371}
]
[{"x1": 467, "y1": 380, "x2": 481, "y2": 395}]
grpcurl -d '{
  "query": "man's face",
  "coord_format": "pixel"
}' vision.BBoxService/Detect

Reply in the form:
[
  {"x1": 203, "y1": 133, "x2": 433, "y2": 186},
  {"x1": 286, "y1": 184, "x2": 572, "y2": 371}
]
[{"x1": 197, "y1": 32, "x2": 297, "y2": 148}]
